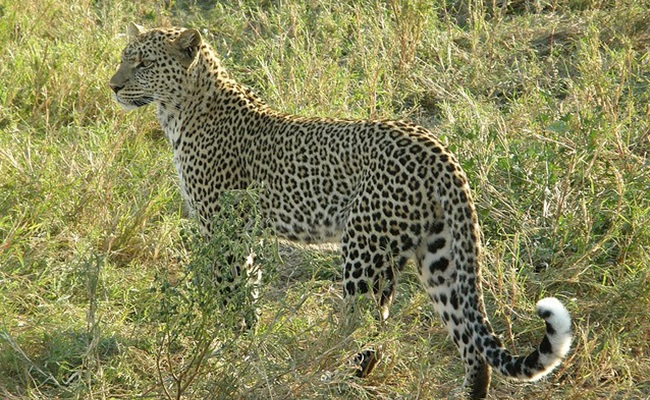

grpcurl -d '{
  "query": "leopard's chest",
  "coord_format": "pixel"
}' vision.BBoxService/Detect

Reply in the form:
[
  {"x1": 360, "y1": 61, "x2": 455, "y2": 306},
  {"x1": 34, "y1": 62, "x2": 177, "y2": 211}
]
[{"x1": 172, "y1": 150, "x2": 192, "y2": 207}]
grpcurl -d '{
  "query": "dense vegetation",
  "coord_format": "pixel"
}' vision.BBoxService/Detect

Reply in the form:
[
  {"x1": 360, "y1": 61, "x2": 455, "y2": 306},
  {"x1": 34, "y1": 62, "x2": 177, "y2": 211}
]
[{"x1": 1, "y1": 0, "x2": 648, "y2": 398}]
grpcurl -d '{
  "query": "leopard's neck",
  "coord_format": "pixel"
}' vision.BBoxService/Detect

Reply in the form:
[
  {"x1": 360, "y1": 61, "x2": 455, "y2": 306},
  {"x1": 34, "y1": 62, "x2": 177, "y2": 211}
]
[{"x1": 154, "y1": 102, "x2": 179, "y2": 148}]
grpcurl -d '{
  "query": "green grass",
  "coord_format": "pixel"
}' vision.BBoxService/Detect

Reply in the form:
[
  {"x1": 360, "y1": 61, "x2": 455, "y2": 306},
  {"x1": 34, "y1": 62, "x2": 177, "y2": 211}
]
[{"x1": 1, "y1": 0, "x2": 649, "y2": 398}]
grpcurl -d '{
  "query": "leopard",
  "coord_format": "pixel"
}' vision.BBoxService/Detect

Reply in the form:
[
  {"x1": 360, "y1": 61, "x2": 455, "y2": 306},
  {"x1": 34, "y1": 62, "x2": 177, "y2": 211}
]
[{"x1": 109, "y1": 23, "x2": 573, "y2": 399}]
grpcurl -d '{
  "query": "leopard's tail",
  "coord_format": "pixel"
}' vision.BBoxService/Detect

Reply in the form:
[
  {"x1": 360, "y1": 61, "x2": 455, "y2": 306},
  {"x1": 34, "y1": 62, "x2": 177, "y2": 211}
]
[
  {"x1": 431, "y1": 145, "x2": 572, "y2": 384},
  {"x1": 477, "y1": 297, "x2": 572, "y2": 381}
]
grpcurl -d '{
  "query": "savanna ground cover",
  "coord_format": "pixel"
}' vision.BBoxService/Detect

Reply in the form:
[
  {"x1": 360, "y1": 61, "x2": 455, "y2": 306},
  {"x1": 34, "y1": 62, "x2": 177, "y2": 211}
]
[{"x1": 0, "y1": 0, "x2": 649, "y2": 398}]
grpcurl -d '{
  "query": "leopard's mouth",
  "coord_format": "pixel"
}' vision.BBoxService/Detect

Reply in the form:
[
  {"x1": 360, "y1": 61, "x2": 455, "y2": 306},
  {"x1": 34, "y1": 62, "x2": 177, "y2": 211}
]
[{"x1": 113, "y1": 94, "x2": 154, "y2": 110}]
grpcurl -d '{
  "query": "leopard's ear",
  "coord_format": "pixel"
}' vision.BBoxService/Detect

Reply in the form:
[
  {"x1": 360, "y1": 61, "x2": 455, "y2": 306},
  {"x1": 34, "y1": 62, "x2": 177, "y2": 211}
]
[
  {"x1": 127, "y1": 22, "x2": 145, "y2": 41},
  {"x1": 172, "y1": 28, "x2": 202, "y2": 66}
]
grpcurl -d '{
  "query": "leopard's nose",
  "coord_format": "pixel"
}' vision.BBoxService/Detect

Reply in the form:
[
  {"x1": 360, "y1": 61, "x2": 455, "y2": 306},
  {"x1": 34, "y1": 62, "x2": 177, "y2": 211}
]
[{"x1": 109, "y1": 82, "x2": 123, "y2": 94}]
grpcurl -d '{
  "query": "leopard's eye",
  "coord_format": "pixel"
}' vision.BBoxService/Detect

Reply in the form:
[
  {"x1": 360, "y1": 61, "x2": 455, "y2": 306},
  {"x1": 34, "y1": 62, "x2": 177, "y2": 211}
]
[{"x1": 137, "y1": 59, "x2": 154, "y2": 69}]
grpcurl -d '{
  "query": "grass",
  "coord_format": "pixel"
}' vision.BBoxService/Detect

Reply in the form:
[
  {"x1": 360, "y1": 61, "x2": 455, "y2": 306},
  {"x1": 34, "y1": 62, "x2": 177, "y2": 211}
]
[{"x1": 1, "y1": 0, "x2": 649, "y2": 398}]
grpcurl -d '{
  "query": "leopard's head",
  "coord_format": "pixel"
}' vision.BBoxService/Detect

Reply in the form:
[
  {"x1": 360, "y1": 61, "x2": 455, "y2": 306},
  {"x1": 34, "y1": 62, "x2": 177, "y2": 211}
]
[{"x1": 109, "y1": 23, "x2": 202, "y2": 110}]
